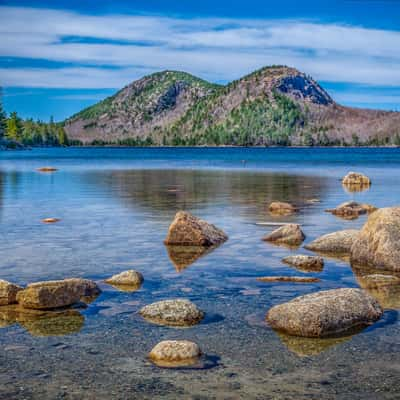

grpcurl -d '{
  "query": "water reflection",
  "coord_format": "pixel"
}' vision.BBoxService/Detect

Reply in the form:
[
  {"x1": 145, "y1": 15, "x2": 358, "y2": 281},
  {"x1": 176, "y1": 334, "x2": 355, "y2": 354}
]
[
  {"x1": 0, "y1": 305, "x2": 84, "y2": 336},
  {"x1": 165, "y1": 245, "x2": 219, "y2": 271}
]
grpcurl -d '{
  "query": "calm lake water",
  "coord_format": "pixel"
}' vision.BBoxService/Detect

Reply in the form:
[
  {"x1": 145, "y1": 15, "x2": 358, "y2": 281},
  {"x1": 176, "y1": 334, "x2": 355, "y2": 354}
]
[{"x1": 0, "y1": 147, "x2": 399, "y2": 399}]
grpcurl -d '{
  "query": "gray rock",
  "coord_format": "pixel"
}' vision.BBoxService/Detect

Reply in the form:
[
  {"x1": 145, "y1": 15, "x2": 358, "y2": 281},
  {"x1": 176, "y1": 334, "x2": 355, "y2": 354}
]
[
  {"x1": 105, "y1": 270, "x2": 143, "y2": 286},
  {"x1": 266, "y1": 288, "x2": 383, "y2": 337},
  {"x1": 139, "y1": 299, "x2": 204, "y2": 326},
  {"x1": 305, "y1": 229, "x2": 359, "y2": 255},
  {"x1": 164, "y1": 211, "x2": 228, "y2": 246},
  {"x1": 262, "y1": 224, "x2": 305, "y2": 246},
  {"x1": 149, "y1": 340, "x2": 201, "y2": 367}
]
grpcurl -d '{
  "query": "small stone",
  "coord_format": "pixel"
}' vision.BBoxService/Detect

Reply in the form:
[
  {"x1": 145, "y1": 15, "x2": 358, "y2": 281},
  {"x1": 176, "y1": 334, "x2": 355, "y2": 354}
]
[
  {"x1": 104, "y1": 270, "x2": 143, "y2": 289},
  {"x1": 0, "y1": 280, "x2": 23, "y2": 306},
  {"x1": 42, "y1": 218, "x2": 60, "y2": 223},
  {"x1": 342, "y1": 172, "x2": 371, "y2": 187},
  {"x1": 305, "y1": 229, "x2": 359, "y2": 255},
  {"x1": 262, "y1": 224, "x2": 305, "y2": 246},
  {"x1": 269, "y1": 201, "x2": 297, "y2": 215},
  {"x1": 266, "y1": 288, "x2": 382, "y2": 337},
  {"x1": 37, "y1": 167, "x2": 58, "y2": 172},
  {"x1": 256, "y1": 276, "x2": 320, "y2": 283},
  {"x1": 282, "y1": 255, "x2": 324, "y2": 272},
  {"x1": 149, "y1": 340, "x2": 201, "y2": 367},
  {"x1": 164, "y1": 211, "x2": 228, "y2": 246},
  {"x1": 139, "y1": 299, "x2": 204, "y2": 326}
]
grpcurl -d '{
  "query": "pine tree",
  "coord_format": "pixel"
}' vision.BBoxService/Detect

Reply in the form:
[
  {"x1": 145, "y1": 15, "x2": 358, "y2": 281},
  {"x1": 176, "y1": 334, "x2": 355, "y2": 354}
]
[{"x1": 6, "y1": 111, "x2": 23, "y2": 141}]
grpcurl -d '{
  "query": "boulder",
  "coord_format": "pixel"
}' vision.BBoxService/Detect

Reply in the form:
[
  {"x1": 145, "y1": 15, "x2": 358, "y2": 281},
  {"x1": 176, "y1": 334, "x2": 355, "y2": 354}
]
[
  {"x1": 149, "y1": 340, "x2": 201, "y2": 367},
  {"x1": 262, "y1": 224, "x2": 305, "y2": 246},
  {"x1": 282, "y1": 255, "x2": 324, "y2": 272},
  {"x1": 164, "y1": 211, "x2": 228, "y2": 246},
  {"x1": 266, "y1": 288, "x2": 383, "y2": 337},
  {"x1": 105, "y1": 270, "x2": 143, "y2": 287},
  {"x1": 16, "y1": 278, "x2": 101, "y2": 309},
  {"x1": 325, "y1": 201, "x2": 377, "y2": 220},
  {"x1": 305, "y1": 229, "x2": 359, "y2": 255},
  {"x1": 0, "y1": 280, "x2": 23, "y2": 306},
  {"x1": 139, "y1": 299, "x2": 204, "y2": 326},
  {"x1": 269, "y1": 201, "x2": 297, "y2": 215},
  {"x1": 342, "y1": 172, "x2": 371, "y2": 187},
  {"x1": 350, "y1": 207, "x2": 400, "y2": 272}
]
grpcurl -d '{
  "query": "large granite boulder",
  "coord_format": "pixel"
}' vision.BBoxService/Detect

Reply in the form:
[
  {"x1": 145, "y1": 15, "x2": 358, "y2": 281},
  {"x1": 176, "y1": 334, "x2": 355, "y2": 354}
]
[
  {"x1": 269, "y1": 201, "x2": 297, "y2": 215},
  {"x1": 149, "y1": 340, "x2": 201, "y2": 367},
  {"x1": 16, "y1": 278, "x2": 101, "y2": 309},
  {"x1": 342, "y1": 172, "x2": 371, "y2": 187},
  {"x1": 262, "y1": 224, "x2": 305, "y2": 247},
  {"x1": 139, "y1": 299, "x2": 204, "y2": 326},
  {"x1": 0, "y1": 280, "x2": 23, "y2": 306},
  {"x1": 350, "y1": 207, "x2": 400, "y2": 272},
  {"x1": 164, "y1": 211, "x2": 228, "y2": 246},
  {"x1": 266, "y1": 288, "x2": 383, "y2": 337},
  {"x1": 282, "y1": 255, "x2": 324, "y2": 272},
  {"x1": 305, "y1": 229, "x2": 359, "y2": 255},
  {"x1": 325, "y1": 201, "x2": 377, "y2": 220}
]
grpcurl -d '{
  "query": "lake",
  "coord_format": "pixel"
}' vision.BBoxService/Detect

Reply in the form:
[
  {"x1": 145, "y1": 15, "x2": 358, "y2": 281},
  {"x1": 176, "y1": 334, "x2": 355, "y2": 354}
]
[{"x1": 0, "y1": 147, "x2": 399, "y2": 399}]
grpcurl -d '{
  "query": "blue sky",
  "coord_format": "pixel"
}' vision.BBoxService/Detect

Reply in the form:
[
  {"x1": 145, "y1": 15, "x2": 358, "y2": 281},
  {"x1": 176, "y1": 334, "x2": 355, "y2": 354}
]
[{"x1": 1, "y1": 0, "x2": 400, "y2": 121}]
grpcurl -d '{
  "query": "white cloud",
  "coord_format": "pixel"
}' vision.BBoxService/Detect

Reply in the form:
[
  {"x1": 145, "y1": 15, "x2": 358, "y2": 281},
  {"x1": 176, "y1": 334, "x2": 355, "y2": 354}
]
[{"x1": 0, "y1": 6, "x2": 400, "y2": 89}]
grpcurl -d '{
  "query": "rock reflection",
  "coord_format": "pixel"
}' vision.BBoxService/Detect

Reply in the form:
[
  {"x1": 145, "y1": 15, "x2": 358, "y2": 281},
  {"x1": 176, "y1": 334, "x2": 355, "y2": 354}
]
[
  {"x1": 342, "y1": 183, "x2": 370, "y2": 193},
  {"x1": 0, "y1": 305, "x2": 84, "y2": 336},
  {"x1": 353, "y1": 267, "x2": 400, "y2": 309},
  {"x1": 106, "y1": 283, "x2": 142, "y2": 292},
  {"x1": 277, "y1": 331, "x2": 352, "y2": 357},
  {"x1": 166, "y1": 245, "x2": 218, "y2": 271}
]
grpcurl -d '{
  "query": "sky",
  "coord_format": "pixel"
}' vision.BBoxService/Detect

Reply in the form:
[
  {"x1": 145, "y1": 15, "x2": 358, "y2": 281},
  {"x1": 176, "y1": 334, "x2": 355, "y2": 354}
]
[{"x1": 1, "y1": 0, "x2": 400, "y2": 121}]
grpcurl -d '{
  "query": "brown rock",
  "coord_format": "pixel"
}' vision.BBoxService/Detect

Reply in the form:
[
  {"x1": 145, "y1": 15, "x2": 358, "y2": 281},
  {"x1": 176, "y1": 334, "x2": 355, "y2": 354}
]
[
  {"x1": 37, "y1": 167, "x2": 58, "y2": 172},
  {"x1": 256, "y1": 276, "x2": 320, "y2": 283},
  {"x1": 0, "y1": 280, "x2": 23, "y2": 306},
  {"x1": 149, "y1": 340, "x2": 201, "y2": 367},
  {"x1": 16, "y1": 278, "x2": 101, "y2": 309},
  {"x1": 342, "y1": 172, "x2": 371, "y2": 187},
  {"x1": 262, "y1": 224, "x2": 305, "y2": 247},
  {"x1": 164, "y1": 211, "x2": 228, "y2": 246},
  {"x1": 325, "y1": 201, "x2": 377, "y2": 220},
  {"x1": 269, "y1": 201, "x2": 297, "y2": 215},
  {"x1": 282, "y1": 255, "x2": 324, "y2": 272},
  {"x1": 351, "y1": 207, "x2": 400, "y2": 272},
  {"x1": 266, "y1": 288, "x2": 383, "y2": 337},
  {"x1": 305, "y1": 229, "x2": 359, "y2": 255},
  {"x1": 105, "y1": 270, "x2": 143, "y2": 288},
  {"x1": 42, "y1": 218, "x2": 60, "y2": 223},
  {"x1": 139, "y1": 299, "x2": 204, "y2": 326}
]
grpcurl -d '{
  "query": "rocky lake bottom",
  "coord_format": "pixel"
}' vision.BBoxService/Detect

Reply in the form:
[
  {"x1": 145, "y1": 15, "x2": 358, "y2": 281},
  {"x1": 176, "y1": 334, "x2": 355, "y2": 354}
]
[{"x1": 0, "y1": 147, "x2": 399, "y2": 399}]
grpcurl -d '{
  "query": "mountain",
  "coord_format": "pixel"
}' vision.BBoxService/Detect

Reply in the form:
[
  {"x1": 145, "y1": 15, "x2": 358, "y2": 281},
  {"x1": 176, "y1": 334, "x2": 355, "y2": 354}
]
[{"x1": 64, "y1": 66, "x2": 400, "y2": 146}]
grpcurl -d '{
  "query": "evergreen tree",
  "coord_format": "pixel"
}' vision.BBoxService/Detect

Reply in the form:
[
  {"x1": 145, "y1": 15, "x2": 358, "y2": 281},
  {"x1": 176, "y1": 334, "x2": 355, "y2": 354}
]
[{"x1": 6, "y1": 111, "x2": 23, "y2": 141}]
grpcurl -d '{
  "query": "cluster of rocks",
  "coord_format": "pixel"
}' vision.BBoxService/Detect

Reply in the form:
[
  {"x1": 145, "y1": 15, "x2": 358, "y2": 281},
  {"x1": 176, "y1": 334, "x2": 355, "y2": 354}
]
[{"x1": 325, "y1": 201, "x2": 377, "y2": 220}]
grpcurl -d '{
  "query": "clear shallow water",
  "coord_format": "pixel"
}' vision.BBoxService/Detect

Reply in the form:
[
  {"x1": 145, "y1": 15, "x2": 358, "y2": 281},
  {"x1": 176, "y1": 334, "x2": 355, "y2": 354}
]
[{"x1": 0, "y1": 147, "x2": 399, "y2": 399}]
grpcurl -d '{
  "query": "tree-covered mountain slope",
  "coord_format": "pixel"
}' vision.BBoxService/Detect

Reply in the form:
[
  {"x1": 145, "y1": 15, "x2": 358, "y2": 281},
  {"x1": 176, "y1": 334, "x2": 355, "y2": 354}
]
[{"x1": 64, "y1": 66, "x2": 400, "y2": 146}]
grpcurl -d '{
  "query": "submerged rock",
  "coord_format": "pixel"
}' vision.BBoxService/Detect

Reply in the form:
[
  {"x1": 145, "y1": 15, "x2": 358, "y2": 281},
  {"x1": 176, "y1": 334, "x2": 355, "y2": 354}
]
[
  {"x1": 0, "y1": 280, "x2": 23, "y2": 306},
  {"x1": 262, "y1": 224, "x2": 305, "y2": 247},
  {"x1": 266, "y1": 288, "x2": 382, "y2": 337},
  {"x1": 350, "y1": 207, "x2": 400, "y2": 272},
  {"x1": 342, "y1": 172, "x2": 371, "y2": 187},
  {"x1": 325, "y1": 201, "x2": 377, "y2": 220},
  {"x1": 256, "y1": 276, "x2": 320, "y2": 283},
  {"x1": 104, "y1": 270, "x2": 143, "y2": 291},
  {"x1": 305, "y1": 229, "x2": 359, "y2": 255},
  {"x1": 16, "y1": 278, "x2": 101, "y2": 309},
  {"x1": 282, "y1": 255, "x2": 324, "y2": 272},
  {"x1": 269, "y1": 201, "x2": 297, "y2": 215},
  {"x1": 139, "y1": 299, "x2": 204, "y2": 326},
  {"x1": 149, "y1": 340, "x2": 201, "y2": 367},
  {"x1": 164, "y1": 211, "x2": 228, "y2": 246}
]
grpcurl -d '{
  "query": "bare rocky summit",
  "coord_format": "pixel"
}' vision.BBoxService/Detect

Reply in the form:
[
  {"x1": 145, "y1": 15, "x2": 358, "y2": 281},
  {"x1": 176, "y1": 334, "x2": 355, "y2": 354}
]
[
  {"x1": 266, "y1": 288, "x2": 383, "y2": 337},
  {"x1": 164, "y1": 211, "x2": 227, "y2": 246}
]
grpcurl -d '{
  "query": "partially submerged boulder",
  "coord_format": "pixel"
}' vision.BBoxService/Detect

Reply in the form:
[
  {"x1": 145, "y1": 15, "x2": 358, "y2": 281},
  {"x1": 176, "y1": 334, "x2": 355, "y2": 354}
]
[
  {"x1": 164, "y1": 211, "x2": 228, "y2": 246},
  {"x1": 139, "y1": 298, "x2": 204, "y2": 326},
  {"x1": 342, "y1": 172, "x2": 371, "y2": 187},
  {"x1": 149, "y1": 340, "x2": 201, "y2": 367},
  {"x1": 256, "y1": 276, "x2": 320, "y2": 283},
  {"x1": 266, "y1": 288, "x2": 383, "y2": 337},
  {"x1": 350, "y1": 207, "x2": 400, "y2": 272},
  {"x1": 105, "y1": 270, "x2": 143, "y2": 288},
  {"x1": 305, "y1": 229, "x2": 359, "y2": 255},
  {"x1": 262, "y1": 224, "x2": 305, "y2": 247},
  {"x1": 0, "y1": 280, "x2": 23, "y2": 306},
  {"x1": 269, "y1": 201, "x2": 297, "y2": 215},
  {"x1": 325, "y1": 201, "x2": 377, "y2": 220},
  {"x1": 282, "y1": 255, "x2": 324, "y2": 272},
  {"x1": 16, "y1": 278, "x2": 101, "y2": 309}
]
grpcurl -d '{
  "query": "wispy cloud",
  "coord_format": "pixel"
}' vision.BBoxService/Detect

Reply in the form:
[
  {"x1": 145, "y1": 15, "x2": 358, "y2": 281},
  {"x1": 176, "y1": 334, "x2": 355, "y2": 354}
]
[{"x1": 0, "y1": 6, "x2": 400, "y2": 89}]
